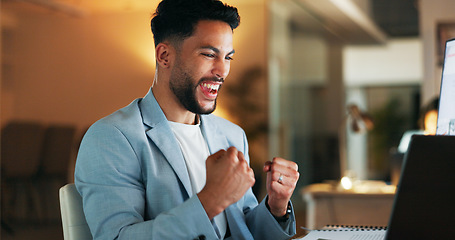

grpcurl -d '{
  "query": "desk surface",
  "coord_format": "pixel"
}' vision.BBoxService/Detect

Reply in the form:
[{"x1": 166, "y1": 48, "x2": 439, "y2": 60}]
[
  {"x1": 302, "y1": 182, "x2": 396, "y2": 195},
  {"x1": 301, "y1": 182, "x2": 396, "y2": 229}
]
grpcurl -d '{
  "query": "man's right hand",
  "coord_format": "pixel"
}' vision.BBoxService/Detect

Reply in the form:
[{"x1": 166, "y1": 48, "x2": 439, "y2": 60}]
[{"x1": 197, "y1": 147, "x2": 255, "y2": 219}]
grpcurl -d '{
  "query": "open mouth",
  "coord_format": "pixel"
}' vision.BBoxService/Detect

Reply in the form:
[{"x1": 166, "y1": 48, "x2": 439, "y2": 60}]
[{"x1": 200, "y1": 82, "x2": 221, "y2": 98}]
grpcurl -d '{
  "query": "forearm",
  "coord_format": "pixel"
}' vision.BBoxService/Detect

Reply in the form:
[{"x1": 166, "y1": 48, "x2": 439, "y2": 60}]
[
  {"x1": 77, "y1": 179, "x2": 218, "y2": 240},
  {"x1": 115, "y1": 195, "x2": 217, "y2": 239}
]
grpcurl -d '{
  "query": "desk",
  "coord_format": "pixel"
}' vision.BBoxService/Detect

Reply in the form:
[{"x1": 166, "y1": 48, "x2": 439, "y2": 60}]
[{"x1": 302, "y1": 183, "x2": 395, "y2": 229}]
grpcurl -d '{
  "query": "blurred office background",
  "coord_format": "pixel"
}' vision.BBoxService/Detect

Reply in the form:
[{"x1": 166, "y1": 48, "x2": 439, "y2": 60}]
[{"x1": 1, "y1": 0, "x2": 454, "y2": 239}]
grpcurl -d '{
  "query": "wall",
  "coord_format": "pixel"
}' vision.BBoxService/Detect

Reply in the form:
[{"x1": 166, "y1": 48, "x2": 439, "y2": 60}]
[
  {"x1": 343, "y1": 38, "x2": 423, "y2": 87},
  {"x1": 1, "y1": 2, "x2": 267, "y2": 136},
  {"x1": 1, "y1": 9, "x2": 155, "y2": 132}
]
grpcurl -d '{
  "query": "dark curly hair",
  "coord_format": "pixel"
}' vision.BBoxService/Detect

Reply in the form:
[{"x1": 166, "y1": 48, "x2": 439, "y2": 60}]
[{"x1": 150, "y1": 0, "x2": 240, "y2": 47}]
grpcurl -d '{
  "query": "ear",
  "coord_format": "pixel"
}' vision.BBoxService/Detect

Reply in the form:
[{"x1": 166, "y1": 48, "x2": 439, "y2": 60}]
[{"x1": 155, "y1": 42, "x2": 172, "y2": 68}]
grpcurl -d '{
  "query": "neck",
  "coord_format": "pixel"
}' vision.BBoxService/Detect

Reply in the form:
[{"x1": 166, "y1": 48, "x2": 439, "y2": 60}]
[{"x1": 152, "y1": 78, "x2": 197, "y2": 125}]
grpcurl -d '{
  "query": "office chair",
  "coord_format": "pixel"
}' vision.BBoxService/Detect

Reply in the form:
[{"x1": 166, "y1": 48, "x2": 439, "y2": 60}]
[
  {"x1": 59, "y1": 183, "x2": 92, "y2": 240},
  {"x1": 1, "y1": 121, "x2": 46, "y2": 221},
  {"x1": 41, "y1": 125, "x2": 76, "y2": 221}
]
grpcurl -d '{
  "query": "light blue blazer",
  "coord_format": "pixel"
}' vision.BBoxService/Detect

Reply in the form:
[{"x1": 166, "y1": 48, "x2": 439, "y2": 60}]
[{"x1": 75, "y1": 89, "x2": 296, "y2": 240}]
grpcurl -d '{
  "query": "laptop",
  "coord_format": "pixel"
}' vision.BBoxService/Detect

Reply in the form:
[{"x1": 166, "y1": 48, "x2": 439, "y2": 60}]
[
  {"x1": 299, "y1": 135, "x2": 455, "y2": 240},
  {"x1": 384, "y1": 135, "x2": 455, "y2": 239},
  {"x1": 436, "y1": 38, "x2": 455, "y2": 135}
]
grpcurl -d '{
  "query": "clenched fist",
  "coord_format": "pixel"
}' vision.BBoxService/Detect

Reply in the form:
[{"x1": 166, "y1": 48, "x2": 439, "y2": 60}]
[
  {"x1": 198, "y1": 147, "x2": 255, "y2": 219},
  {"x1": 264, "y1": 158, "x2": 299, "y2": 217}
]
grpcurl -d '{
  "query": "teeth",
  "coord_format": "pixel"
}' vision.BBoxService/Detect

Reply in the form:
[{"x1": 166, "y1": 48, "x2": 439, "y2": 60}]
[{"x1": 202, "y1": 83, "x2": 220, "y2": 91}]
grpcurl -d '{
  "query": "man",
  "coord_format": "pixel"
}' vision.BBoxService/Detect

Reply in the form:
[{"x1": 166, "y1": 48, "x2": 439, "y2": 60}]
[{"x1": 75, "y1": 0, "x2": 299, "y2": 239}]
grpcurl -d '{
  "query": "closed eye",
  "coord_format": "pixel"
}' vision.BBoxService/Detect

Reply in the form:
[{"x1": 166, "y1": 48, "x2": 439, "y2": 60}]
[{"x1": 201, "y1": 53, "x2": 215, "y2": 58}]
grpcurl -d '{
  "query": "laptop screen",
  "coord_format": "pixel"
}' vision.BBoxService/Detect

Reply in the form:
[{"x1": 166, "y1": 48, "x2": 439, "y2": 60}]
[{"x1": 436, "y1": 38, "x2": 455, "y2": 135}]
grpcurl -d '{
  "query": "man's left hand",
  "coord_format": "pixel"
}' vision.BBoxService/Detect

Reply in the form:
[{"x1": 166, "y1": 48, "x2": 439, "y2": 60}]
[{"x1": 263, "y1": 158, "x2": 299, "y2": 217}]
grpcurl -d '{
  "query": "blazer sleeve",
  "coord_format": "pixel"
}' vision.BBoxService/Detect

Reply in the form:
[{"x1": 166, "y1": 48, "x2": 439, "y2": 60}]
[
  {"x1": 75, "y1": 121, "x2": 218, "y2": 240},
  {"x1": 245, "y1": 196, "x2": 296, "y2": 239}
]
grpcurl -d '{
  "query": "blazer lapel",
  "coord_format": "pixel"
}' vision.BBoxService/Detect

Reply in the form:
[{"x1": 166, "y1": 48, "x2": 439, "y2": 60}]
[
  {"x1": 139, "y1": 89, "x2": 193, "y2": 197},
  {"x1": 200, "y1": 115, "x2": 229, "y2": 154}
]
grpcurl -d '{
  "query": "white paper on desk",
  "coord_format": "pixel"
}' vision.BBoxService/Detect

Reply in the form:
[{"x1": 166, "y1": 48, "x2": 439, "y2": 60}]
[{"x1": 296, "y1": 229, "x2": 386, "y2": 240}]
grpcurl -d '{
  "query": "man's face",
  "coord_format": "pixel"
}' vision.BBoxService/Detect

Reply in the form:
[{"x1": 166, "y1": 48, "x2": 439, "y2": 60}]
[{"x1": 169, "y1": 20, "x2": 234, "y2": 114}]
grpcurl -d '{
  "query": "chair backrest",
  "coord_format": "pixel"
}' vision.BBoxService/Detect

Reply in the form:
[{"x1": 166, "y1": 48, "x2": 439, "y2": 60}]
[{"x1": 59, "y1": 183, "x2": 92, "y2": 240}]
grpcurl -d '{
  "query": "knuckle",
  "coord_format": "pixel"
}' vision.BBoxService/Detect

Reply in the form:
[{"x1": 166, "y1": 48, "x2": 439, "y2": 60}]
[
  {"x1": 250, "y1": 176, "x2": 256, "y2": 185},
  {"x1": 292, "y1": 162, "x2": 298, "y2": 170},
  {"x1": 270, "y1": 162, "x2": 278, "y2": 171}
]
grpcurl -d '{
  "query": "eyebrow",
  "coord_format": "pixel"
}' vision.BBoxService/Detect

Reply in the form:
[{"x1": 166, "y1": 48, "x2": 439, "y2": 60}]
[{"x1": 201, "y1": 46, "x2": 235, "y2": 56}]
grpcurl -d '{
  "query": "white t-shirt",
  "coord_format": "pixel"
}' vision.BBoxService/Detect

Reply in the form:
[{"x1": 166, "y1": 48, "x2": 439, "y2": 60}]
[{"x1": 169, "y1": 121, "x2": 227, "y2": 239}]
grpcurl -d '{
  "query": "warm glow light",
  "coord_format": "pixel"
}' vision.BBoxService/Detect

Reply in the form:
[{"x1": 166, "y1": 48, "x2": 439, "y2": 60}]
[
  {"x1": 424, "y1": 110, "x2": 438, "y2": 135},
  {"x1": 120, "y1": 34, "x2": 156, "y2": 69},
  {"x1": 91, "y1": 12, "x2": 158, "y2": 70},
  {"x1": 340, "y1": 176, "x2": 353, "y2": 190},
  {"x1": 213, "y1": 106, "x2": 236, "y2": 123}
]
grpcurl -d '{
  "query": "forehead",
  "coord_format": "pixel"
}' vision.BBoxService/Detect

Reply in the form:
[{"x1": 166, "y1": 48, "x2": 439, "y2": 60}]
[{"x1": 181, "y1": 20, "x2": 234, "y2": 53}]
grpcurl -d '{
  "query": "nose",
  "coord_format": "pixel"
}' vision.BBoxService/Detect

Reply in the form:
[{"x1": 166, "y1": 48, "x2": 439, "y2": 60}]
[{"x1": 212, "y1": 59, "x2": 230, "y2": 80}]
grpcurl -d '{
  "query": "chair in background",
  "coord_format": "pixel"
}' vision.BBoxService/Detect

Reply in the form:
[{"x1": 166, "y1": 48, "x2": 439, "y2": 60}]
[
  {"x1": 1, "y1": 121, "x2": 46, "y2": 222},
  {"x1": 59, "y1": 183, "x2": 92, "y2": 240},
  {"x1": 40, "y1": 124, "x2": 76, "y2": 181},
  {"x1": 40, "y1": 125, "x2": 77, "y2": 221}
]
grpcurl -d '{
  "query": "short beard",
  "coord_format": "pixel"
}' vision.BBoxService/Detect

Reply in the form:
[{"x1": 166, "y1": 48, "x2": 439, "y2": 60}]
[{"x1": 169, "y1": 68, "x2": 218, "y2": 115}]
